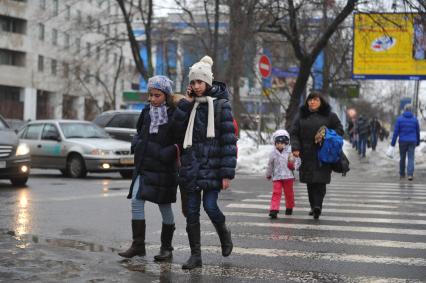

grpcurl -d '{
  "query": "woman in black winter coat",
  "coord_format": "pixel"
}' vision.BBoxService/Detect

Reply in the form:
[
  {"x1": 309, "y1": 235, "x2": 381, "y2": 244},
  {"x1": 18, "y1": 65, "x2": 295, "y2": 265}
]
[
  {"x1": 291, "y1": 91, "x2": 344, "y2": 219},
  {"x1": 174, "y1": 56, "x2": 237, "y2": 269},
  {"x1": 118, "y1": 75, "x2": 180, "y2": 261}
]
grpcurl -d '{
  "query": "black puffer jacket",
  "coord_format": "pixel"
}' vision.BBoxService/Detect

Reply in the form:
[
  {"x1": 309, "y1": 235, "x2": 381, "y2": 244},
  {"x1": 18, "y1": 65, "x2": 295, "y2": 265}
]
[
  {"x1": 291, "y1": 98, "x2": 344, "y2": 184},
  {"x1": 174, "y1": 81, "x2": 237, "y2": 192},
  {"x1": 127, "y1": 106, "x2": 179, "y2": 204}
]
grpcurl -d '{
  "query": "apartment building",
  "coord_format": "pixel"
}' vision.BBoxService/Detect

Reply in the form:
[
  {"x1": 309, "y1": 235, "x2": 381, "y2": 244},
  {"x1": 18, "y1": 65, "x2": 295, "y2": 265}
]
[{"x1": 0, "y1": 0, "x2": 138, "y2": 121}]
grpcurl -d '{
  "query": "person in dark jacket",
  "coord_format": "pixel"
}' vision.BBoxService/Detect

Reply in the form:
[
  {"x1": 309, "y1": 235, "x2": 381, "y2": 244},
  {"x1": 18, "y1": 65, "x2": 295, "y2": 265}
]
[
  {"x1": 291, "y1": 91, "x2": 344, "y2": 220},
  {"x1": 174, "y1": 56, "x2": 237, "y2": 269},
  {"x1": 391, "y1": 104, "x2": 420, "y2": 181},
  {"x1": 356, "y1": 114, "x2": 370, "y2": 158},
  {"x1": 118, "y1": 75, "x2": 180, "y2": 261},
  {"x1": 369, "y1": 116, "x2": 381, "y2": 150}
]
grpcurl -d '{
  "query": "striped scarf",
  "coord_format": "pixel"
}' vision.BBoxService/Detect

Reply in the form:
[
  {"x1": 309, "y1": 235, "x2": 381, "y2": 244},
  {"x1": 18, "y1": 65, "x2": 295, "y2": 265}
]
[{"x1": 149, "y1": 104, "x2": 168, "y2": 134}]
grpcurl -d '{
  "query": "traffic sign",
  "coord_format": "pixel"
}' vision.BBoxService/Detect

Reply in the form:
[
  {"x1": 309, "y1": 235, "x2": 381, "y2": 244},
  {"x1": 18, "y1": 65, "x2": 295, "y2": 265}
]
[{"x1": 258, "y1": 55, "x2": 272, "y2": 78}]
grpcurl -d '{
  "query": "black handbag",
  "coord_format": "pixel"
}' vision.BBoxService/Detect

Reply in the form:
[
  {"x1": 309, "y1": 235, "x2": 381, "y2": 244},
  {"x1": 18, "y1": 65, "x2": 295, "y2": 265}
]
[{"x1": 331, "y1": 151, "x2": 350, "y2": 176}]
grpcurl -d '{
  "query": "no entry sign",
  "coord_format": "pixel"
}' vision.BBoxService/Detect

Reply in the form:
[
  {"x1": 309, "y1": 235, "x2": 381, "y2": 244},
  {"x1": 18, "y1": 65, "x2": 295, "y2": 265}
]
[{"x1": 258, "y1": 55, "x2": 272, "y2": 79}]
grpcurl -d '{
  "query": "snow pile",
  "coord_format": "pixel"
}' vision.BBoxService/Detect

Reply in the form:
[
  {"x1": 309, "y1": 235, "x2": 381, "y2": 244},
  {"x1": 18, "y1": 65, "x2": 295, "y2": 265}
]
[{"x1": 237, "y1": 130, "x2": 426, "y2": 175}]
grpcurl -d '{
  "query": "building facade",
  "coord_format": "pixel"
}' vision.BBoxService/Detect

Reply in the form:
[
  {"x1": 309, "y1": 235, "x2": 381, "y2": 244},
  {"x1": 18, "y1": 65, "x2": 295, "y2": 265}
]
[{"x1": 0, "y1": 0, "x2": 138, "y2": 121}]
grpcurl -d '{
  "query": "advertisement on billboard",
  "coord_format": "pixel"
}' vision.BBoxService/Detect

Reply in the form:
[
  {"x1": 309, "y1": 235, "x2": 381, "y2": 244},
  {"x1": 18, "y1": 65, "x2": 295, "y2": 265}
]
[{"x1": 353, "y1": 13, "x2": 426, "y2": 80}]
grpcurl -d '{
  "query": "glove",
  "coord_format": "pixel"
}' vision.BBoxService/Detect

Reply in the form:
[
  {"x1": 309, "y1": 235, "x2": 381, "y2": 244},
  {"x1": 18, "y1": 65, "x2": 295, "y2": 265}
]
[
  {"x1": 287, "y1": 161, "x2": 295, "y2": 170},
  {"x1": 315, "y1": 126, "x2": 327, "y2": 144}
]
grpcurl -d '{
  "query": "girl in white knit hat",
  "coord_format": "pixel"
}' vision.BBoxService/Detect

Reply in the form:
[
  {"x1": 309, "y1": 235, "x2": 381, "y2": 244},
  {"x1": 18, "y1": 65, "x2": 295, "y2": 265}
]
[{"x1": 173, "y1": 55, "x2": 237, "y2": 269}]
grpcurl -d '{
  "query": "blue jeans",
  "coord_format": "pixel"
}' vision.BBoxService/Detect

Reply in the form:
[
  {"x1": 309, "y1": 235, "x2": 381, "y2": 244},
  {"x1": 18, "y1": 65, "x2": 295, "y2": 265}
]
[
  {"x1": 358, "y1": 136, "x2": 367, "y2": 157},
  {"x1": 371, "y1": 133, "x2": 378, "y2": 150},
  {"x1": 131, "y1": 176, "x2": 174, "y2": 224},
  {"x1": 186, "y1": 189, "x2": 225, "y2": 225},
  {"x1": 399, "y1": 142, "x2": 416, "y2": 177}
]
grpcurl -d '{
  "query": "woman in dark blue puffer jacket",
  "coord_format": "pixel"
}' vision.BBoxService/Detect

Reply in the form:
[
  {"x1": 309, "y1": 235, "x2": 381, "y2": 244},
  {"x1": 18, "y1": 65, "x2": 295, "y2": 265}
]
[
  {"x1": 174, "y1": 56, "x2": 237, "y2": 269},
  {"x1": 118, "y1": 75, "x2": 180, "y2": 262}
]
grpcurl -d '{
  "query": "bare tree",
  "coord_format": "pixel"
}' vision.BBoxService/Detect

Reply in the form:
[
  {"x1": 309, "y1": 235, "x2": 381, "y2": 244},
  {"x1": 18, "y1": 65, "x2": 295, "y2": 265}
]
[{"x1": 258, "y1": 0, "x2": 357, "y2": 129}]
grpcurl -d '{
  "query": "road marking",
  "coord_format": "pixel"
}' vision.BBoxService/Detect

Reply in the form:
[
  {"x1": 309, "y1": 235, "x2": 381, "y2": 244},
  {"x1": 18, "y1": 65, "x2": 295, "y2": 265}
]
[
  {"x1": 230, "y1": 202, "x2": 426, "y2": 215},
  {"x1": 224, "y1": 211, "x2": 426, "y2": 225},
  {"x1": 119, "y1": 250, "x2": 424, "y2": 283},
  {"x1": 218, "y1": 219, "x2": 426, "y2": 236},
  {"x1": 256, "y1": 194, "x2": 426, "y2": 205}
]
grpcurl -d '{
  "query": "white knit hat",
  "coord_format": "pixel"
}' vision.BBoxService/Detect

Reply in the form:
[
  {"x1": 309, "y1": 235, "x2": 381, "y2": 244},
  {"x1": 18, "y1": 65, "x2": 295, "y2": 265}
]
[{"x1": 189, "y1": 56, "x2": 214, "y2": 86}]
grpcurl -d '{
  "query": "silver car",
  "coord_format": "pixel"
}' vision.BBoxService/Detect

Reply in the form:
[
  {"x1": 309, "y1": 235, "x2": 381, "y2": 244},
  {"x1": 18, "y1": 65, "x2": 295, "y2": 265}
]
[{"x1": 19, "y1": 120, "x2": 134, "y2": 178}]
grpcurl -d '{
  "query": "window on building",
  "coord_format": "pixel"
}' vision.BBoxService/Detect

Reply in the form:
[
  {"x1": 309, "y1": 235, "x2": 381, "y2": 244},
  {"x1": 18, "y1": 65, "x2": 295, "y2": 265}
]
[
  {"x1": 63, "y1": 62, "x2": 69, "y2": 78},
  {"x1": 121, "y1": 79, "x2": 124, "y2": 90},
  {"x1": 64, "y1": 33, "x2": 70, "y2": 49},
  {"x1": 38, "y1": 23, "x2": 44, "y2": 40},
  {"x1": 66, "y1": 5, "x2": 71, "y2": 20},
  {"x1": 96, "y1": 70, "x2": 100, "y2": 86},
  {"x1": 87, "y1": 16, "x2": 92, "y2": 29},
  {"x1": 51, "y1": 59, "x2": 57, "y2": 75},
  {"x1": 114, "y1": 26, "x2": 118, "y2": 37},
  {"x1": 52, "y1": 28, "x2": 58, "y2": 45},
  {"x1": 0, "y1": 49, "x2": 25, "y2": 66},
  {"x1": 113, "y1": 53, "x2": 117, "y2": 64},
  {"x1": 105, "y1": 50, "x2": 109, "y2": 63},
  {"x1": 40, "y1": 0, "x2": 46, "y2": 9},
  {"x1": 75, "y1": 38, "x2": 81, "y2": 54},
  {"x1": 53, "y1": 0, "x2": 59, "y2": 16},
  {"x1": 84, "y1": 69, "x2": 91, "y2": 83},
  {"x1": 0, "y1": 16, "x2": 27, "y2": 34},
  {"x1": 97, "y1": 20, "x2": 101, "y2": 34},
  {"x1": 96, "y1": 46, "x2": 100, "y2": 60},
  {"x1": 75, "y1": 65, "x2": 80, "y2": 79},
  {"x1": 106, "y1": 24, "x2": 110, "y2": 35},
  {"x1": 77, "y1": 10, "x2": 82, "y2": 24},
  {"x1": 38, "y1": 55, "x2": 44, "y2": 72},
  {"x1": 86, "y1": 42, "x2": 91, "y2": 57}
]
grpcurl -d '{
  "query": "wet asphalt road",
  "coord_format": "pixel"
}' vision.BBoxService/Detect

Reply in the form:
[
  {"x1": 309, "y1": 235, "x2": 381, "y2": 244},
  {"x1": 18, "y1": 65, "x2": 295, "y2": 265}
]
[{"x1": 0, "y1": 149, "x2": 426, "y2": 282}]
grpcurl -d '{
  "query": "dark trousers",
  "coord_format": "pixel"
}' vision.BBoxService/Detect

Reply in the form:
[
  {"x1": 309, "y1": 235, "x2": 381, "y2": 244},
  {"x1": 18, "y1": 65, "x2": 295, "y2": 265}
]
[
  {"x1": 186, "y1": 189, "x2": 225, "y2": 225},
  {"x1": 307, "y1": 183, "x2": 327, "y2": 209}
]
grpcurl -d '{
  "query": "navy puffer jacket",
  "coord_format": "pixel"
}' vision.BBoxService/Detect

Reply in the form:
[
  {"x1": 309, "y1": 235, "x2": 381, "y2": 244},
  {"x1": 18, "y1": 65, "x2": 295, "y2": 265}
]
[
  {"x1": 127, "y1": 106, "x2": 179, "y2": 204},
  {"x1": 174, "y1": 81, "x2": 237, "y2": 192}
]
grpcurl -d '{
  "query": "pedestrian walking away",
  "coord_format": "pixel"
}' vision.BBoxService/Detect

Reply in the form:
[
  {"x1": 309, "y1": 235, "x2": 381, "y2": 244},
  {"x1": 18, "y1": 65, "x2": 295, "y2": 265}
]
[
  {"x1": 266, "y1": 129, "x2": 301, "y2": 219},
  {"x1": 390, "y1": 104, "x2": 420, "y2": 181},
  {"x1": 356, "y1": 114, "x2": 370, "y2": 158},
  {"x1": 118, "y1": 75, "x2": 181, "y2": 261},
  {"x1": 174, "y1": 55, "x2": 237, "y2": 270},
  {"x1": 369, "y1": 116, "x2": 382, "y2": 151},
  {"x1": 291, "y1": 91, "x2": 344, "y2": 220}
]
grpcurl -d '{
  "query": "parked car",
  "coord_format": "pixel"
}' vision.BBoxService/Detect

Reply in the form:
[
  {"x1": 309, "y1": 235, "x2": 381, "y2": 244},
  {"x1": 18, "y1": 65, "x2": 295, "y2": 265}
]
[
  {"x1": 18, "y1": 120, "x2": 134, "y2": 179},
  {"x1": 0, "y1": 115, "x2": 31, "y2": 186},
  {"x1": 93, "y1": 110, "x2": 140, "y2": 142}
]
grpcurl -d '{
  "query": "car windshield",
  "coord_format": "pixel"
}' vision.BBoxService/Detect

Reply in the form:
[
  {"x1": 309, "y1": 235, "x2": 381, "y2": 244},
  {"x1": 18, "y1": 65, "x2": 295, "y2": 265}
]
[{"x1": 60, "y1": 122, "x2": 110, "y2": 139}]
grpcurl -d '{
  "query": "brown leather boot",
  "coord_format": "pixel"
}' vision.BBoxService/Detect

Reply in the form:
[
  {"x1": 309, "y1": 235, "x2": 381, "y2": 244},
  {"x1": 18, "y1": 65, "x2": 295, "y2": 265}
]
[{"x1": 118, "y1": 219, "x2": 146, "y2": 258}]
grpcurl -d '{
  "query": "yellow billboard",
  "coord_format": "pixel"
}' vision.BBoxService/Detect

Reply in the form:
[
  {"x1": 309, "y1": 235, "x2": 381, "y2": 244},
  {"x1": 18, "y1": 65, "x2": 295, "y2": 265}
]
[{"x1": 353, "y1": 13, "x2": 426, "y2": 80}]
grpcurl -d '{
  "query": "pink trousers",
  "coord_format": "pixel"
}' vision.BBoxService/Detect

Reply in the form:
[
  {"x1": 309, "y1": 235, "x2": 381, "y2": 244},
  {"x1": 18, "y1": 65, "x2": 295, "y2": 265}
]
[{"x1": 270, "y1": 179, "x2": 295, "y2": 211}]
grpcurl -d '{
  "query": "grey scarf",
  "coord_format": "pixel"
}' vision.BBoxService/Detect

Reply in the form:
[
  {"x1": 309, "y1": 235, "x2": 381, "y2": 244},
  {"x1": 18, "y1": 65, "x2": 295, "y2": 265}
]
[{"x1": 149, "y1": 103, "x2": 168, "y2": 134}]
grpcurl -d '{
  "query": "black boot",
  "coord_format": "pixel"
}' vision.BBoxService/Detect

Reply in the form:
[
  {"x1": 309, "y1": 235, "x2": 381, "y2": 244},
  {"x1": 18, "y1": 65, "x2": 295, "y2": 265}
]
[
  {"x1": 118, "y1": 219, "x2": 146, "y2": 258},
  {"x1": 154, "y1": 223, "x2": 175, "y2": 261},
  {"x1": 182, "y1": 223, "x2": 202, "y2": 269},
  {"x1": 269, "y1": 210, "x2": 278, "y2": 219},
  {"x1": 313, "y1": 207, "x2": 321, "y2": 219},
  {"x1": 213, "y1": 222, "x2": 233, "y2": 257}
]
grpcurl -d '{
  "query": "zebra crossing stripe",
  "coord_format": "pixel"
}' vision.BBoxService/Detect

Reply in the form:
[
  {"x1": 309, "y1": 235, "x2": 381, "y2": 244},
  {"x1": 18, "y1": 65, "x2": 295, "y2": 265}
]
[
  {"x1": 173, "y1": 231, "x2": 426, "y2": 250},
  {"x1": 232, "y1": 201, "x2": 423, "y2": 212},
  {"x1": 121, "y1": 248, "x2": 424, "y2": 282},
  {"x1": 221, "y1": 219, "x2": 426, "y2": 236},
  {"x1": 258, "y1": 195, "x2": 425, "y2": 205},
  {"x1": 224, "y1": 211, "x2": 426, "y2": 225},
  {"x1": 297, "y1": 191, "x2": 426, "y2": 198},
  {"x1": 228, "y1": 203, "x2": 426, "y2": 217},
  {"x1": 256, "y1": 194, "x2": 426, "y2": 202}
]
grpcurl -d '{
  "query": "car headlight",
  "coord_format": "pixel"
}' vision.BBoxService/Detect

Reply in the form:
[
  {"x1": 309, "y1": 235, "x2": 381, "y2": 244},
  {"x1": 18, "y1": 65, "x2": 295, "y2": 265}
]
[
  {"x1": 91, "y1": 149, "x2": 113, "y2": 156},
  {"x1": 16, "y1": 143, "x2": 30, "y2": 156}
]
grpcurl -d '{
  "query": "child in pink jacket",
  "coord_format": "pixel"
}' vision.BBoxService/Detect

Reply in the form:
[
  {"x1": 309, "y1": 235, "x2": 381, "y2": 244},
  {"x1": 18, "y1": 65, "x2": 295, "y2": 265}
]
[{"x1": 266, "y1": 129, "x2": 300, "y2": 219}]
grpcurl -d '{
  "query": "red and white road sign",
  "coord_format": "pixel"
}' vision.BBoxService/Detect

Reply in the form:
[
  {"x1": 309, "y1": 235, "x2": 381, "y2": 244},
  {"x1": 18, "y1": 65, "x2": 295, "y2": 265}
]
[{"x1": 258, "y1": 55, "x2": 272, "y2": 78}]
